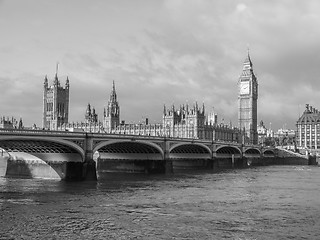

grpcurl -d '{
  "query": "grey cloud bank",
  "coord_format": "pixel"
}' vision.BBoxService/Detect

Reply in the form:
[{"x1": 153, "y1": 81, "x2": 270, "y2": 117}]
[{"x1": 1, "y1": 0, "x2": 320, "y2": 130}]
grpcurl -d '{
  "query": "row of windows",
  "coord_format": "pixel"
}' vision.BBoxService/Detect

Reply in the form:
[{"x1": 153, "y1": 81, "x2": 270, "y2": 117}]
[
  {"x1": 300, "y1": 126, "x2": 320, "y2": 129},
  {"x1": 299, "y1": 128, "x2": 320, "y2": 132},
  {"x1": 299, "y1": 134, "x2": 320, "y2": 137}
]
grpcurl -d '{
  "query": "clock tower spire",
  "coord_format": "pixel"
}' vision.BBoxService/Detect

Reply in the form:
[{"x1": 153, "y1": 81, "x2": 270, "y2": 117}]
[{"x1": 238, "y1": 51, "x2": 258, "y2": 144}]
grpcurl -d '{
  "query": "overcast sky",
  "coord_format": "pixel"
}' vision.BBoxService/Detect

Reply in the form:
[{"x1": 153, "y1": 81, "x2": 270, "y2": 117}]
[{"x1": 1, "y1": 0, "x2": 320, "y2": 130}]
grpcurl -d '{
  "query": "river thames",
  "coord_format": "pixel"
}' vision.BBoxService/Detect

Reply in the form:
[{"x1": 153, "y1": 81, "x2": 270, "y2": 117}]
[{"x1": 0, "y1": 165, "x2": 319, "y2": 239}]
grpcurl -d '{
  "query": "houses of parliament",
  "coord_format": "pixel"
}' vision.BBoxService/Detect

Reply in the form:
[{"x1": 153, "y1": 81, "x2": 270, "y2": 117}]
[{"x1": 42, "y1": 52, "x2": 258, "y2": 144}]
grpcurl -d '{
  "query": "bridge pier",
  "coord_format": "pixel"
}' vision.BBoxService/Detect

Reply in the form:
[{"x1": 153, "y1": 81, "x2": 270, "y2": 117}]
[
  {"x1": 164, "y1": 140, "x2": 173, "y2": 174},
  {"x1": 83, "y1": 135, "x2": 97, "y2": 181}
]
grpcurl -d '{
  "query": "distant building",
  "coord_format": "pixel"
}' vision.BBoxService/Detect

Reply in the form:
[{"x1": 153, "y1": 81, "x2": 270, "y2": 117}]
[
  {"x1": 58, "y1": 103, "x2": 103, "y2": 133},
  {"x1": 207, "y1": 109, "x2": 218, "y2": 126},
  {"x1": 42, "y1": 67, "x2": 69, "y2": 130},
  {"x1": 85, "y1": 103, "x2": 98, "y2": 124},
  {"x1": 274, "y1": 128, "x2": 295, "y2": 139},
  {"x1": 257, "y1": 120, "x2": 274, "y2": 145},
  {"x1": 0, "y1": 116, "x2": 23, "y2": 129},
  {"x1": 296, "y1": 104, "x2": 320, "y2": 151}
]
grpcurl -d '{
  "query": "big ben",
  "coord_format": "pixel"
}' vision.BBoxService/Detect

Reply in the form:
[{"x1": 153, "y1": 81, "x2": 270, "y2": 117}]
[{"x1": 238, "y1": 51, "x2": 258, "y2": 144}]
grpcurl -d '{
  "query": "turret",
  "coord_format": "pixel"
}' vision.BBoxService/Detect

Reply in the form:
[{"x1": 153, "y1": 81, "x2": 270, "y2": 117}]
[
  {"x1": 86, "y1": 103, "x2": 91, "y2": 116},
  {"x1": 103, "y1": 81, "x2": 120, "y2": 132},
  {"x1": 201, "y1": 102, "x2": 205, "y2": 114}
]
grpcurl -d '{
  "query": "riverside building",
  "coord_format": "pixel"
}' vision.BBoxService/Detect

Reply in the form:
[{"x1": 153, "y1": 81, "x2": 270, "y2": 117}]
[{"x1": 296, "y1": 104, "x2": 320, "y2": 151}]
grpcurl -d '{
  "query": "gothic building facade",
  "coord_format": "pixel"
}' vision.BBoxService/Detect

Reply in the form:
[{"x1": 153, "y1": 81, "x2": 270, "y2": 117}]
[
  {"x1": 50, "y1": 53, "x2": 254, "y2": 144},
  {"x1": 238, "y1": 52, "x2": 258, "y2": 144},
  {"x1": 43, "y1": 71, "x2": 69, "y2": 130}
]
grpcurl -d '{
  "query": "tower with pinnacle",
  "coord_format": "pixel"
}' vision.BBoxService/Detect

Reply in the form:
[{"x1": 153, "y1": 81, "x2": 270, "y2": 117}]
[
  {"x1": 238, "y1": 51, "x2": 258, "y2": 144},
  {"x1": 43, "y1": 65, "x2": 70, "y2": 130},
  {"x1": 103, "y1": 81, "x2": 120, "y2": 133}
]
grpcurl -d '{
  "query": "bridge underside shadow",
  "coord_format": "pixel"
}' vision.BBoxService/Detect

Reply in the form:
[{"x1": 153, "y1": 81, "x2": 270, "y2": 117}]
[
  {"x1": 215, "y1": 146, "x2": 245, "y2": 168},
  {"x1": 95, "y1": 141, "x2": 165, "y2": 174},
  {"x1": 170, "y1": 144, "x2": 212, "y2": 171},
  {"x1": 0, "y1": 140, "x2": 84, "y2": 180}
]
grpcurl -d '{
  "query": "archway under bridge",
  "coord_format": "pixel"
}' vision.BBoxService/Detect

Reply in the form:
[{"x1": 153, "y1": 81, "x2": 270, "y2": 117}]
[
  {"x1": 169, "y1": 143, "x2": 212, "y2": 170},
  {"x1": 0, "y1": 139, "x2": 84, "y2": 179},
  {"x1": 93, "y1": 140, "x2": 165, "y2": 173},
  {"x1": 215, "y1": 146, "x2": 242, "y2": 168},
  {"x1": 244, "y1": 148, "x2": 261, "y2": 158}
]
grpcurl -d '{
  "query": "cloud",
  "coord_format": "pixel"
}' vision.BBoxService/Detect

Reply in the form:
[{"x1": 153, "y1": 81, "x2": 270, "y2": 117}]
[
  {"x1": 1, "y1": 0, "x2": 320, "y2": 130},
  {"x1": 236, "y1": 3, "x2": 247, "y2": 12}
]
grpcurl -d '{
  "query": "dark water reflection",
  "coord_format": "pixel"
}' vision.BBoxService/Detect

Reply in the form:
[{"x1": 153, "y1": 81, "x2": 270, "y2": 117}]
[{"x1": 0, "y1": 166, "x2": 320, "y2": 239}]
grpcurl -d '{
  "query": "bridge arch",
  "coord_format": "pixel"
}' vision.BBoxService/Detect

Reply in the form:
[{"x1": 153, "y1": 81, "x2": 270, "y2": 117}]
[
  {"x1": 93, "y1": 139, "x2": 164, "y2": 157},
  {"x1": 0, "y1": 136, "x2": 85, "y2": 159},
  {"x1": 263, "y1": 149, "x2": 275, "y2": 157},
  {"x1": 169, "y1": 143, "x2": 211, "y2": 155},
  {"x1": 0, "y1": 136, "x2": 86, "y2": 180},
  {"x1": 244, "y1": 148, "x2": 261, "y2": 155},
  {"x1": 93, "y1": 139, "x2": 165, "y2": 174},
  {"x1": 216, "y1": 146, "x2": 241, "y2": 155}
]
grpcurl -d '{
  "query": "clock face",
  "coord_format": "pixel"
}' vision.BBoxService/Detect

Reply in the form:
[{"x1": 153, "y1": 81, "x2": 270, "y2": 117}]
[{"x1": 240, "y1": 81, "x2": 250, "y2": 95}]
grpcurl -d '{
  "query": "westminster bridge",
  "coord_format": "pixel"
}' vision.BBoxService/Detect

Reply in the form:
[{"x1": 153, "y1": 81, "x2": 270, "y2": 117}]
[{"x1": 0, "y1": 128, "x2": 280, "y2": 180}]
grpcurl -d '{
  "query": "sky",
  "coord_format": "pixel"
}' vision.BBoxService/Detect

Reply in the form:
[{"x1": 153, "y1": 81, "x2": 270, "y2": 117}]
[{"x1": 1, "y1": 0, "x2": 320, "y2": 130}]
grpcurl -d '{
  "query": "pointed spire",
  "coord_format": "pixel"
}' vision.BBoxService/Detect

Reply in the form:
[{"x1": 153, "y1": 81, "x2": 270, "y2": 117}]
[
  {"x1": 55, "y1": 62, "x2": 59, "y2": 78},
  {"x1": 201, "y1": 102, "x2": 205, "y2": 114},
  {"x1": 65, "y1": 76, "x2": 69, "y2": 87},
  {"x1": 54, "y1": 62, "x2": 59, "y2": 86},
  {"x1": 110, "y1": 80, "x2": 117, "y2": 102},
  {"x1": 243, "y1": 48, "x2": 253, "y2": 70}
]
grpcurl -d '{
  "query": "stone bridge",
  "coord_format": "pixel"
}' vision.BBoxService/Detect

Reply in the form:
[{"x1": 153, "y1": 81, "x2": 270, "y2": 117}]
[{"x1": 0, "y1": 129, "x2": 276, "y2": 180}]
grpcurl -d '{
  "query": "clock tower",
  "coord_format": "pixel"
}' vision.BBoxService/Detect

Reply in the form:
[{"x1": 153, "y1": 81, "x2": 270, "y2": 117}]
[{"x1": 238, "y1": 51, "x2": 258, "y2": 144}]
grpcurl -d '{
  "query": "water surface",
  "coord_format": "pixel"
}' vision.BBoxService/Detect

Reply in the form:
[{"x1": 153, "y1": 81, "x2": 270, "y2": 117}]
[{"x1": 0, "y1": 165, "x2": 319, "y2": 239}]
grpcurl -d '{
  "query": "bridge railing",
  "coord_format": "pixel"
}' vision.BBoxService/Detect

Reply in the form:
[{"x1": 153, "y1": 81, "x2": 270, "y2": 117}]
[
  {"x1": 0, "y1": 128, "x2": 250, "y2": 148},
  {"x1": 0, "y1": 128, "x2": 87, "y2": 137}
]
